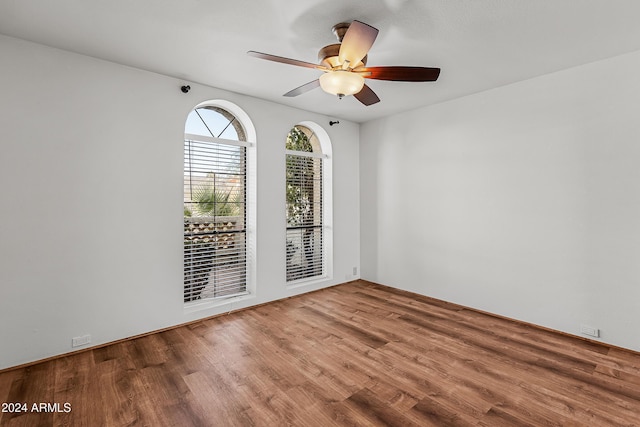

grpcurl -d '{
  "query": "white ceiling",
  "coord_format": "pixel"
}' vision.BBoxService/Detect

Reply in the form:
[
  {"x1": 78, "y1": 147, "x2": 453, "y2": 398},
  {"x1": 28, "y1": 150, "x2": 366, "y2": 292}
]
[{"x1": 2, "y1": 0, "x2": 640, "y2": 123}]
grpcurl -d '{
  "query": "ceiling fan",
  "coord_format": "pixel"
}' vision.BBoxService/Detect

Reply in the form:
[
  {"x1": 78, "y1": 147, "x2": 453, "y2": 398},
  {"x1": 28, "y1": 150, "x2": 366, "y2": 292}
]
[{"x1": 248, "y1": 20, "x2": 440, "y2": 106}]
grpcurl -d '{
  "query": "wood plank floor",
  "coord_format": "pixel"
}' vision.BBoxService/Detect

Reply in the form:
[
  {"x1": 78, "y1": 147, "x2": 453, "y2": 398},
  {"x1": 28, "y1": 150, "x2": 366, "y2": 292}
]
[{"x1": 2, "y1": 280, "x2": 640, "y2": 426}]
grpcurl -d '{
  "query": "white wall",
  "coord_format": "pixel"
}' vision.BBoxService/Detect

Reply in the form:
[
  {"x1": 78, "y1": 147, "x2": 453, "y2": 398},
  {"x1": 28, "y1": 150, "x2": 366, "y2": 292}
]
[
  {"x1": 0, "y1": 35, "x2": 360, "y2": 370},
  {"x1": 361, "y1": 49, "x2": 640, "y2": 352}
]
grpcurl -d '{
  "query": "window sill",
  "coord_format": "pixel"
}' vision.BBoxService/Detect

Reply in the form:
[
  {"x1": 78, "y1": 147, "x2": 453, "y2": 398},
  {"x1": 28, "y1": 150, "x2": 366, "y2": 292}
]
[
  {"x1": 286, "y1": 275, "x2": 329, "y2": 290},
  {"x1": 183, "y1": 292, "x2": 254, "y2": 315}
]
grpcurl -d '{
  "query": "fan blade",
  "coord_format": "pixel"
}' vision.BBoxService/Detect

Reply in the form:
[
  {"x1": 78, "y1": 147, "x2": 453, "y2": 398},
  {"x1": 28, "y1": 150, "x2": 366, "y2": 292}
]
[
  {"x1": 354, "y1": 84, "x2": 380, "y2": 106},
  {"x1": 357, "y1": 66, "x2": 441, "y2": 81},
  {"x1": 283, "y1": 80, "x2": 320, "y2": 97},
  {"x1": 338, "y1": 21, "x2": 379, "y2": 67},
  {"x1": 247, "y1": 51, "x2": 327, "y2": 70}
]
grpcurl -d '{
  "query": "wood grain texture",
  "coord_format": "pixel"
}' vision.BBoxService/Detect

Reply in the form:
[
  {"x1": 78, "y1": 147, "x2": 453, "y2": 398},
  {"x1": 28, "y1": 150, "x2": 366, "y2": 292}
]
[{"x1": 1, "y1": 280, "x2": 639, "y2": 426}]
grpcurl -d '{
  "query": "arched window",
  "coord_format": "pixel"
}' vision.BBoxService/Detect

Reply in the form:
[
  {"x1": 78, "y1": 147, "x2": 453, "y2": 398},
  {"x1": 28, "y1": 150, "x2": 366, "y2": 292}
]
[
  {"x1": 285, "y1": 123, "x2": 332, "y2": 283},
  {"x1": 183, "y1": 102, "x2": 255, "y2": 303}
]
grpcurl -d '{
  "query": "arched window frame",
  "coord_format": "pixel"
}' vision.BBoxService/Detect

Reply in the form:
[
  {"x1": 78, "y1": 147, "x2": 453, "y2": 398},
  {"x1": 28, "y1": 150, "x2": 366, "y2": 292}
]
[
  {"x1": 183, "y1": 100, "x2": 256, "y2": 309},
  {"x1": 285, "y1": 121, "x2": 333, "y2": 285}
]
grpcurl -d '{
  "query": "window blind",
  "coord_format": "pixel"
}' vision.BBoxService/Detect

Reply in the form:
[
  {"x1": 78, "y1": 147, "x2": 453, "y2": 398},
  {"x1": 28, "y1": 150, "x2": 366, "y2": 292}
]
[
  {"x1": 286, "y1": 152, "x2": 323, "y2": 282},
  {"x1": 184, "y1": 135, "x2": 247, "y2": 302}
]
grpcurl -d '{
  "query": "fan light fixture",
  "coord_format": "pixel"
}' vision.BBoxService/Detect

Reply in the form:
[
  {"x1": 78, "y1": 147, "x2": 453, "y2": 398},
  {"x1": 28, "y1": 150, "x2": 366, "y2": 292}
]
[{"x1": 319, "y1": 70, "x2": 365, "y2": 97}]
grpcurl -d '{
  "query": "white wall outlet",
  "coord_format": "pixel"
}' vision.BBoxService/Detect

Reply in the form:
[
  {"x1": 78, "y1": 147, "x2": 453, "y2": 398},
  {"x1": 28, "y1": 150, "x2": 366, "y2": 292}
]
[
  {"x1": 580, "y1": 324, "x2": 600, "y2": 338},
  {"x1": 352, "y1": 267, "x2": 358, "y2": 276},
  {"x1": 72, "y1": 334, "x2": 91, "y2": 347}
]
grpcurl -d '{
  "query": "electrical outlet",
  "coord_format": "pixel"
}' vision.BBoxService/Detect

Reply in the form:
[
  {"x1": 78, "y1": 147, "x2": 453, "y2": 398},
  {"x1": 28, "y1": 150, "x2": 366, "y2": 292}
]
[
  {"x1": 72, "y1": 334, "x2": 91, "y2": 347},
  {"x1": 352, "y1": 267, "x2": 358, "y2": 276},
  {"x1": 580, "y1": 324, "x2": 600, "y2": 338}
]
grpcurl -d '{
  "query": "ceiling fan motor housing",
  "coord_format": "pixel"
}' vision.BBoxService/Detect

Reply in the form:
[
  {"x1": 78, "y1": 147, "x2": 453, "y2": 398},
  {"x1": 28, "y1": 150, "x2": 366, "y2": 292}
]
[{"x1": 318, "y1": 44, "x2": 367, "y2": 68}]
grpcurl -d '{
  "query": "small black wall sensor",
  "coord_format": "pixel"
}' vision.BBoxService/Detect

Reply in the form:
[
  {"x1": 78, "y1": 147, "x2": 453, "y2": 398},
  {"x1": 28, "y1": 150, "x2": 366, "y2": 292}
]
[{"x1": 181, "y1": 85, "x2": 191, "y2": 93}]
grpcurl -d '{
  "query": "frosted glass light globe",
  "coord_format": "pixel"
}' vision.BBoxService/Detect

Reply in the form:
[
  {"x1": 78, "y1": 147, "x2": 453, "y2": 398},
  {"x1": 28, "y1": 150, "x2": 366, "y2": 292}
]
[{"x1": 319, "y1": 71, "x2": 365, "y2": 97}]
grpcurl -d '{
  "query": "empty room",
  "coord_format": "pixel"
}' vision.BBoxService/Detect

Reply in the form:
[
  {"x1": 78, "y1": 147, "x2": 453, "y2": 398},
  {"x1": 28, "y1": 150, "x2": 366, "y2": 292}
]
[{"x1": 1, "y1": 1, "x2": 640, "y2": 425}]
